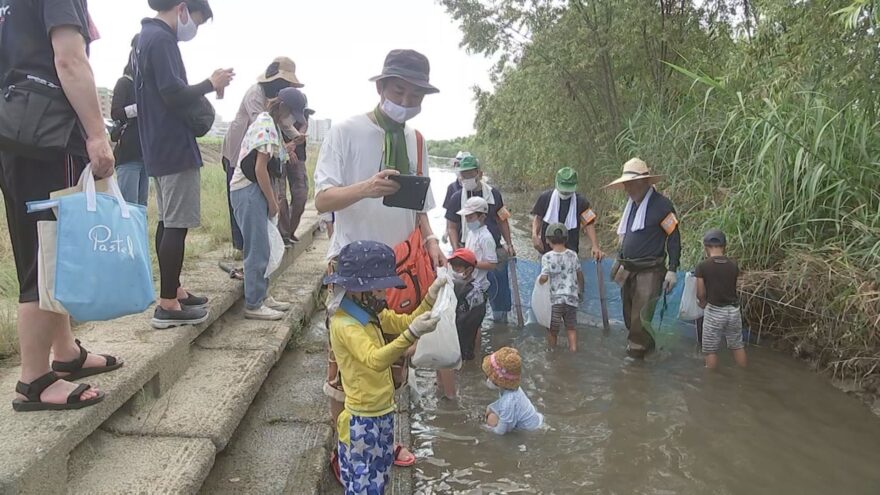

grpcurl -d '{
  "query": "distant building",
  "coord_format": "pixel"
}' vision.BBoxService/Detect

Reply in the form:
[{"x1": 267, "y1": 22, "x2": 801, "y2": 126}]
[
  {"x1": 97, "y1": 87, "x2": 113, "y2": 121},
  {"x1": 208, "y1": 118, "x2": 229, "y2": 138},
  {"x1": 308, "y1": 118, "x2": 331, "y2": 143}
]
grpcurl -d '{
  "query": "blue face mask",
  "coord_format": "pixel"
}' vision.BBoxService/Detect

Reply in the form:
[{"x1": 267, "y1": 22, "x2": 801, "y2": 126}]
[{"x1": 467, "y1": 221, "x2": 481, "y2": 232}]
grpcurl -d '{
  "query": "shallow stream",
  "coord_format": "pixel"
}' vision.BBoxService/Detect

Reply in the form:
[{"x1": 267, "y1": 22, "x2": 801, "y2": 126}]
[{"x1": 410, "y1": 168, "x2": 880, "y2": 495}]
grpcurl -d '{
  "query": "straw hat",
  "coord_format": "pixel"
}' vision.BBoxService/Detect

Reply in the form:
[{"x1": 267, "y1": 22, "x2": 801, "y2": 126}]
[
  {"x1": 602, "y1": 158, "x2": 664, "y2": 190},
  {"x1": 482, "y1": 347, "x2": 522, "y2": 390}
]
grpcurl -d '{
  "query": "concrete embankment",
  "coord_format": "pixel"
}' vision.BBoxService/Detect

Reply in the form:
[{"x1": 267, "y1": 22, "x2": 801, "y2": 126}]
[{"x1": 0, "y1": 206, "x2": 350, "y2": 494}]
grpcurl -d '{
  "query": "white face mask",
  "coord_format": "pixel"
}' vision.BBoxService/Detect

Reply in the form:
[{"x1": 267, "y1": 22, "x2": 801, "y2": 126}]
[
  {"x1": 485, "y1": 378, "x2": 499, "y2": 390},
  {"x1": 176, "y1": 6, "x2": 198, "y2": 42},
  {"x1": 557, "y1": 190, "x2": 573, "y2": 200},
  {"x1": 381, "y1": 99, "x2": 421, "y2": 124},
  {"x1": 462, "y1": 178, "x2": 478, "y2": 192}
]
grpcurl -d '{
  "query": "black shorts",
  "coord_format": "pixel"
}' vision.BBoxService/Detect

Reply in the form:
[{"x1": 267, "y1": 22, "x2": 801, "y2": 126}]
[
  {"x1": 0, "y1": 151, "x2": 84, "y2": 303},
  {"x1": 456, "y1": 301, "x2": 487, "y2": 361}
]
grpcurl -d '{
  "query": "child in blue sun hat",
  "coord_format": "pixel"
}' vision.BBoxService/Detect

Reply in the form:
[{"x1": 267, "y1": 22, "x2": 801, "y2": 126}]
[{"x1": 326, "y1": 240, "x2": 446, "y2": 495}]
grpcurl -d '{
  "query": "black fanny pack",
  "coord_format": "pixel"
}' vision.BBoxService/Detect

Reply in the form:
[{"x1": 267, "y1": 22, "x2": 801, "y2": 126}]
[
  {"x1": 0, "y1": 76, "x2": 79, "y2": 160},
  {"x1": 173, "y1": 95, "x2": 215, "y2": 138},
  {"x1": 238, "y1": 149, "x2": 284, "y2": 183},
  {"x1": 619, "y1": 256, "x2": 666, "y2": 272}
]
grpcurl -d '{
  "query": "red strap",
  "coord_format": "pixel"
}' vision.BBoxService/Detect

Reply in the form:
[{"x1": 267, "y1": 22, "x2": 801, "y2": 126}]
[{"x1": 415, "y1": 130, "x2": 424, "y2": 176}]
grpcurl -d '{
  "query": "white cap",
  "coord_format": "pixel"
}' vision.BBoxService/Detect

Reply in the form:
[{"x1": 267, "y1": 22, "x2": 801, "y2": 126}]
[
  {"x1": 457, "y1": 196, "x2": 489, "y2": 216},
  {"x1": 455, "y1": 151, "x2": 472, "y2": 160}
]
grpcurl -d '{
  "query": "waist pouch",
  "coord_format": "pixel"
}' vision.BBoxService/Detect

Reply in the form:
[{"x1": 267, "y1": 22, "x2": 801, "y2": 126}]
[
  {"x1": 619, "y1": 257, "x2": 666, "y2": 272},
  {"x1": 0, "y1": 77, "x2": 79, "y2": 160}
]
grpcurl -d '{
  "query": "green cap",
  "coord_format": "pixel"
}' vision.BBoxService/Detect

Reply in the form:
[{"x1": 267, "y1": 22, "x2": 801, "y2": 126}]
[
  {"x1": 555, "y1": 167, "x2": 578, "y2": 193},
  {"x1": 458, "y1": 156, "x2": 480, "y2": 171},
  {"x1": 545, "y1": 223, "x2": 568, "y2": 239}
]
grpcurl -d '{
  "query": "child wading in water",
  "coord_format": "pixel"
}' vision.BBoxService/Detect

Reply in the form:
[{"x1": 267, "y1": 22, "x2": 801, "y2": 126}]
[
  {"x1": 695, "y1": 229, "x2": 747, "y2": 369},
  {"x1": 539, "y1": 223, "x2": 584, "y2": 351},
  {"x1": 437, "y1": 197, "x2": 496, "y2": 399},
  {"x1": 483, "y1": 347, "x2": 544, "y2": 435},
  {"x1": 326, "y1": 241, "x2": 445, "y2": 494},
  {"x1": 448, "y1": 248, "x2": 486, "y2": 362}
]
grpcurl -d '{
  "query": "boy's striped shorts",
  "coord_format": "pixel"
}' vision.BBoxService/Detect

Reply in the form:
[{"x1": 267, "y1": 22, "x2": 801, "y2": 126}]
[{"x1": 702, "y1": 304, "x2": 744, "y2": 353}]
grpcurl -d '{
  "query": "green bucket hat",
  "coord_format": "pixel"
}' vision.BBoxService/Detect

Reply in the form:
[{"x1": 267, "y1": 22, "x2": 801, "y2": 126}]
[
  {"x1": 556, "y1": 167, "x2": 578, "y2": 193},
  {"x1": 458, "y1": 156, "x2": 480, "y2": 172}
]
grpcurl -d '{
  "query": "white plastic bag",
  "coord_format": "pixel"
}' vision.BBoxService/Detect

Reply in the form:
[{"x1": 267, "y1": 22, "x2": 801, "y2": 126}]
[
  {"x1": 531, "y1": 278, "x2": 552, "y2": 328},
  {"x1": 413, "y1": 269, "x2": 462, "y2": 370},
  {"x1": 678, "y1": 272, "x2": 704, "y2": 321},
  {"x1": 265, "y1": 217, "x2": 284, "y2": 278}
]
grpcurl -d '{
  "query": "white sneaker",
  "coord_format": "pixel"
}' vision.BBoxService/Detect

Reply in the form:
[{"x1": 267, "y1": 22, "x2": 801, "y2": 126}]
[
  {"x1": 264, "y1": 296, "x2": 291, "y2": 312},
  {"x1": 244, "y1": 305, "x2": 285, "y2": 321}
]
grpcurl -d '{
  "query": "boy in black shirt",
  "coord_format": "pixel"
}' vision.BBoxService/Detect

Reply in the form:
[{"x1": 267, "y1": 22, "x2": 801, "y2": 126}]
[{"x1": 695, "y1": 229, "x2": 747, "y2": 369}]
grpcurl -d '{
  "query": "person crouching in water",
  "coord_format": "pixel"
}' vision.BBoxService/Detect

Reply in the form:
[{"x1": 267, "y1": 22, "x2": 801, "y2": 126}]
[
  {"x1": 230, "y1": 88, "x2": 308, "y2": 320},
  {"x1": 326, "y1": 241, "x2": 445, "y2": 494},
  {"x1": 483, "y1": 347, "x2": 544, "y2": 435},
  {"x1": 538, "y1": 223, "x2": 584, "y2": 351}
]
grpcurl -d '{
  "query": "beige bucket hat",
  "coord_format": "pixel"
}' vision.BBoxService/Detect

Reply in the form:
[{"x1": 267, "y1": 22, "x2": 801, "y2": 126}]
[
  {"x1": 257, "y1": 57, "x2": 303, "y2": 87},
  {"x1": 603, "y1": 158, "x2": 664, "y2": 190}
]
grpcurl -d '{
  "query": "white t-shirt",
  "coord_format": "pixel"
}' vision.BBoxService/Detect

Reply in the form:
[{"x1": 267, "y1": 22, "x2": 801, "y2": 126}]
[
  {"x1": 465, "y1": 225, "x2": 498, "y2": 294},
  {"x1": 314, "y1": 113, "x2": 435, "y2": 259}
]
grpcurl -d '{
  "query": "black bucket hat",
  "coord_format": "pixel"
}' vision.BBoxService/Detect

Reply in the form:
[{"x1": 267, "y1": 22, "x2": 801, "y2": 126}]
[{"x1": 369, "y1": 49, "x2": 439, "y2": 94}]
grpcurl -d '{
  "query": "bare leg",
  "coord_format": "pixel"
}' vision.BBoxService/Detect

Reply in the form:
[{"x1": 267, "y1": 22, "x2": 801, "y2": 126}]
[
  {"x1": 704, "y1": 353, "x2": 719, "y2": 369},
  {"x1": 547, "y1": 331, "x2": 558, "y2": 349},
  {"x1": 17, "y1": 303, "x2": 100, "y2": 403},
  {"x1": 436, "y1": 369, "x2": 456, "y2": 399},
  {"x1": 567, "y1": 328, "x2": 578, "y2": 352},
  {"x1": 732, "y1": 348, "x2": 748, "y2": 368}
]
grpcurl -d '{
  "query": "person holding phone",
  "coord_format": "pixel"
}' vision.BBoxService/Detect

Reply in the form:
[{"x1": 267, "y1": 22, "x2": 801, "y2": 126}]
[{"x1": 314, "y1": 49, "x2": 445, "y2": 479}]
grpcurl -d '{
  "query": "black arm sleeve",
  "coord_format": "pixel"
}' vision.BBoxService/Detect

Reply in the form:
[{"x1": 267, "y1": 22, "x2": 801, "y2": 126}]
[
  {"x1": 110, "y1": 77, "x2": 132, "y2": 122},
  {"x1": 160, "y1": 79, "x2": 214, "y2": 108},
  {"x1": 667, "y1": 211, "x2": 682, "y2": 271}
]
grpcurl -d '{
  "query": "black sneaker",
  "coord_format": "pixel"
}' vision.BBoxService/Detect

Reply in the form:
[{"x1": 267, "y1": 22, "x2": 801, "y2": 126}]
[
  {"x1": 151, "y1": 306, "x2": 209, "y2": 329},
  {"x1": 178, "y1": 292, "x2": 209, "y2": 310}
]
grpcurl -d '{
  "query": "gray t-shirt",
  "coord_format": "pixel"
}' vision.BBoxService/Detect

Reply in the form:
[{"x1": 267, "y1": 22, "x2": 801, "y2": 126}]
[{"x1": 541, "y1": 249, "x2": 581, "y2": 307}]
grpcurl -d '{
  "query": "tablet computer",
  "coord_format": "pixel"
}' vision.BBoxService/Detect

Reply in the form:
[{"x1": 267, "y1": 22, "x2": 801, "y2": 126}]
[{"x1": 383, "y1": 175, "x2": 432, "y2": 211}]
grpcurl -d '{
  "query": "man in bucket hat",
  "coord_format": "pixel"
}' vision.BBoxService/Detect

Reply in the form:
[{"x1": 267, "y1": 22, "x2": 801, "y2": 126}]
[
  {"x1": 604, "y1": 158, "x2": 681, "y2": 359},
  {"x1": 326, "y1": 241, "x2": 445, "y2": 494},
  {"x1": 531, "y1": 167, "x2": 604, "y2": 259},
  {"x1": 315, "y1": 48, "x2": 445, "y2": 473}
]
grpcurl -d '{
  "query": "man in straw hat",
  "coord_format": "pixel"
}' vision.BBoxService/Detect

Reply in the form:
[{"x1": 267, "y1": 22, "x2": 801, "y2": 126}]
[
  {"x1": 222, "y1": 57, "x2": 304, "y2": 258},
  {"x1": 604, "y1": 158, "x2": 681, "y2": 359},
  {"x1": 315, "y1": 48, "x2": 444, "y2": 474}
]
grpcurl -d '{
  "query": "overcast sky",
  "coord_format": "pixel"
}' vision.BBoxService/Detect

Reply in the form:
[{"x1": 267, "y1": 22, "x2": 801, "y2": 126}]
[{"x1": 88, "y1": 0, "x2": 494, "y2": 140}]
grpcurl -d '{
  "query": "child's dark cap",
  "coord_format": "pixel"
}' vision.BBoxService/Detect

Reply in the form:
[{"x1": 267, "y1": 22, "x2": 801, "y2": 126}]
[{"x1": 703, "y1": 229, "x2": 727, "y2": 247}]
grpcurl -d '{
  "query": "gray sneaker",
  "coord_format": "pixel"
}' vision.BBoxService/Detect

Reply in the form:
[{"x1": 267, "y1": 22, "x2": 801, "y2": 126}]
[
  {"x1": 244, "y1": 305, "x2": 285, "y2": 321},
  {"x1": 151, "y1": 306, "x2": 209, "y2": 329}
]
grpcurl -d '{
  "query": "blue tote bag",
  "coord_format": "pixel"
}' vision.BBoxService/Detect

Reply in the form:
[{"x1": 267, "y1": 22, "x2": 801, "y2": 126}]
[{"x1": 28, "y1": 165, "x2": 155, "y2": 321}]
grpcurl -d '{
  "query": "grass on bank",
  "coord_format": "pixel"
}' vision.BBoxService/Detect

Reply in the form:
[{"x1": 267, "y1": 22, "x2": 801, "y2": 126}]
[{"x1": 0, "y1": 141, "x2": 318, "y2": 359}]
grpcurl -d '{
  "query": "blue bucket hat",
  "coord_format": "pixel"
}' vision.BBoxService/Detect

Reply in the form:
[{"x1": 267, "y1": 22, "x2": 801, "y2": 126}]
[{"x1": 323, "y1": 241, "x2": 405, "y2": 292}]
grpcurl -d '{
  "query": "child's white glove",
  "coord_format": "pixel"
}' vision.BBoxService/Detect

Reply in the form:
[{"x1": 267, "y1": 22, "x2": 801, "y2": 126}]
[
  {"x1": 408, "y1": 312, "x2": 440, "y2": 339},
  {"x1": 426, "y1": 276, "x2": 447, "y2": 304},
  {"x1": 663, "y1": 271, "x2": 677, "y2": 293}
]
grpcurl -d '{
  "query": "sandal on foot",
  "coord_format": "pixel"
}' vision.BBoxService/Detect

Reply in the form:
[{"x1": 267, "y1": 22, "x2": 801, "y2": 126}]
[
  {"x1": 12, "y1": 372, "x2": 105, "y2": 412},
  {"x1": 393, "y1": 444, "x2": 416, "y2": 467},
  {"x1": 52, "y1": 339, "x2": 123, "y2": 381},
  {"x1": 330, "y1": 449, "x2": 343, "y2": 486}
]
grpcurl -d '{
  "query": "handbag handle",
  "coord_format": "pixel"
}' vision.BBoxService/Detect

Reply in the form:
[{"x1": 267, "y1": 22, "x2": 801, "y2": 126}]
[{"x1": 80, "y1": 164, "x2": 131, "y2": 219}]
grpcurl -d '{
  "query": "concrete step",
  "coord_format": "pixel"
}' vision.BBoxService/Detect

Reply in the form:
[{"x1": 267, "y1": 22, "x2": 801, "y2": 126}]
[
  {"x1": 0, "y1": 206, "x2": 321, "y2": 494},
  {"x1": 67, "y1": 237, "x2": 330, "y2": 494},
  {"x1": 67, "y1": 431, "x2": 215, "y2": 495},
  {"x1": 201, "y1": 314, "x2": 334, "y2": 494}
]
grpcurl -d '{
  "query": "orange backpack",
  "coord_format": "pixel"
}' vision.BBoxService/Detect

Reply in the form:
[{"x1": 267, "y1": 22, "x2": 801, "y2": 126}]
[{"x1": 386, "y1": 130, "x2": 436, "y2": 314}]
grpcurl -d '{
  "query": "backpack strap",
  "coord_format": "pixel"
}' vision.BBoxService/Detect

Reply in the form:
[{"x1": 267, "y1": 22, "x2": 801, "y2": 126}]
[{"x1": 415, "y1": 130, "x2": 424, "y2": 176}]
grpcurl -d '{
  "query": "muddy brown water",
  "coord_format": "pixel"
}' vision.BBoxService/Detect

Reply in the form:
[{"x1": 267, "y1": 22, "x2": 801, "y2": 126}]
[{"x1": 412, "y1": 168, "x2": 880, "y2": 495}]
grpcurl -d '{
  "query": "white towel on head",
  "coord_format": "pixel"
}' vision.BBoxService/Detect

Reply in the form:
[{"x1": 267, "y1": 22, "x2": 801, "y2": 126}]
[
  {"x1": 617, "y1": 187, "x2": 655, "y2": 235},
  {"x1": 459, "y1": 181, "x2": 495, "y2": 243},
  {"x1": 543, "y1": 189, "x2": 579, "y2": 230}
]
